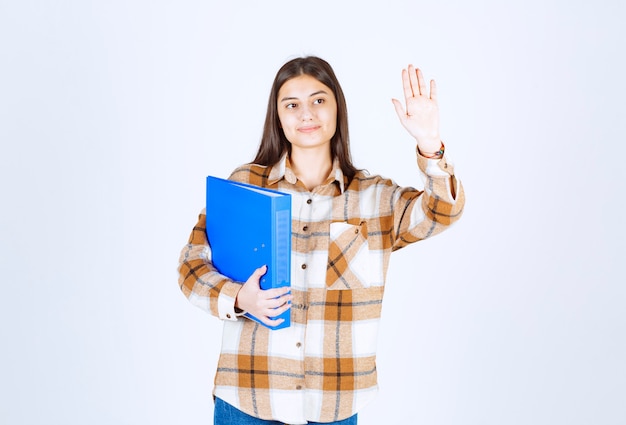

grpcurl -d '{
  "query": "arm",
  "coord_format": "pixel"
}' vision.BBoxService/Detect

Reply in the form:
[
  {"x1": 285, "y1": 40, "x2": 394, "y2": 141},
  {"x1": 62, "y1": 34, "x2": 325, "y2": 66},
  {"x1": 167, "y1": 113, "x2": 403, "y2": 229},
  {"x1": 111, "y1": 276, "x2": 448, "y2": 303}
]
[
  {"x1": 389, "y1": 65, "x2": 465, "y2": 249},
  {"x1": 177, "y1": 209, "x2": 243, "y2": 321},
  {"x1": 178, "y1": 210, "x2": 292, "y2": 326},
  {"x1": 388, "y1": 150, "x2": 464, "y2": 250}
]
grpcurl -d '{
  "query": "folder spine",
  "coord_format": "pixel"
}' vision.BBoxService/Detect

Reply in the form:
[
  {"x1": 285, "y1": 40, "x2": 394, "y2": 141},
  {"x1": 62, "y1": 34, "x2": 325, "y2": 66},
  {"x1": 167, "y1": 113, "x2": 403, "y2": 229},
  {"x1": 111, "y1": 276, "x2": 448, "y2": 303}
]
[
  {"x1": 273, "y1": 207, "x2": 291, "y2": 288},
  {"x1": 265, "y1": 202, "x2": 291, "y2": 328}
]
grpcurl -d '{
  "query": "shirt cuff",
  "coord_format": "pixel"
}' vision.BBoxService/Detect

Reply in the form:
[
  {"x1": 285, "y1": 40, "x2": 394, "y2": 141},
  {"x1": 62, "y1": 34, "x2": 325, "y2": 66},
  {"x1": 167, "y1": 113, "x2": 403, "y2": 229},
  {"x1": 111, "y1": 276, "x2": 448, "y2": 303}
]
[
  {"x1": 417, "y1": 147, "x2": 455, "y2": 177},
  {"x1": 217, "y1": 281, "x2": 243, "y2": 321}
]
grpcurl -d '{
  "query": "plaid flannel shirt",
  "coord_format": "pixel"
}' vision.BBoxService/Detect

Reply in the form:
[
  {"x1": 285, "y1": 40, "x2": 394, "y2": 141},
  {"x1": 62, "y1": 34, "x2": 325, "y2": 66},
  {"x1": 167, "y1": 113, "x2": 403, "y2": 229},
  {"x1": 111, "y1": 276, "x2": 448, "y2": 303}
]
[{"x1": 178, "y1": 149, "x2": 464, "y2": 424}]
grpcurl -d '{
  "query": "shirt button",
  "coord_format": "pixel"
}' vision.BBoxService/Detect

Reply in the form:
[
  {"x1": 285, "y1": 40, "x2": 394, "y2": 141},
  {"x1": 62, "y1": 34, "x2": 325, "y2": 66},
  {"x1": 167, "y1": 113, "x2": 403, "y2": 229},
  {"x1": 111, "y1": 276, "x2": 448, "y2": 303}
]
[
  {"x1": 296, "y1": 385, "x2": 302, "y2": 390},
  {"x1": 226, "y1": 314, "x2": 231, "y2": 319},
  {"x1": 296, "y1": 342, "x2": 302, "y2": 348},
  {"x1": 301, "y1": 264, "x2": 307, "y2": 269},
  {"x1": 306, "y1": 199, "x2": 312, "y2": 204},
  {"x1": 354, "y1": 228, "x2": 359, "y2": 234},
  {"x1": 302, "y1": 225, "x2": 308, "y2": 231}
]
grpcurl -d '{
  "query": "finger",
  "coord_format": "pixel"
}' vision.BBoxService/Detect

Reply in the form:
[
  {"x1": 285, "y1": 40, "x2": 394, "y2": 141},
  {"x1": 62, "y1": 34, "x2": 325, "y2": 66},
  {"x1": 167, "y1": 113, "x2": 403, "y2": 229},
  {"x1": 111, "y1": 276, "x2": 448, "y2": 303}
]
[
  {"x1": 271, "y1": 301, "x2": 292, "y2": 316},
  {"x1": 261, "y1": 303, "x2": 291, "y2": 325},
  {"x1": 259, "y1": 316, "x2": 285, "y2": 327},
  {"x1": 430, "y1": 79, "x2": 437, "y2": 101},
  {"x1": 253, "y1": 265, "x2": 268, "y2": 282},
  {"x1": 401, "y1": 68, "x2": 413, "y2": 101},
  {"x1": 391, "y1": 98, "x2": 407, "y2": 122},
  {"x1": 243, "y1": 265, "x2": 267, "y2": 291},
  {"x1": 280, "y1": 291, "x2": 293, "y2": 303},
  {"x1": 416, "y1": 68, "x2": 427, "y2": 97},
  {"x1": 264, "y1": 297, "x2": 292, "y2": 314},
  {"x1": 264, "y1": 286, "x2": 291, "y2": 299},
  {"x1": 249, "y1": 265, "x2": 267, "y2": 281},
  {"x1": 408, "y1": 64, "x2": 420, "y2": 96},
  {"x1": 260, "y1": 293, "x2": 290, "y2": 310}
]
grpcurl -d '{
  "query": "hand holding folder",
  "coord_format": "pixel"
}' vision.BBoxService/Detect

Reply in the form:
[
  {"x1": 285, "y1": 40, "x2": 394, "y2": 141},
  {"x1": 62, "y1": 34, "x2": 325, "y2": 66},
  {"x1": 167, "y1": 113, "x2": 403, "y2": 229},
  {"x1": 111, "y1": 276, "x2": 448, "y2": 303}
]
[
  {"x1": 236, "y1": 264, "x2": 292, "y2": 328},
  {"x1": 205, "y1": 176, "x2": 292, "y2": 330}
]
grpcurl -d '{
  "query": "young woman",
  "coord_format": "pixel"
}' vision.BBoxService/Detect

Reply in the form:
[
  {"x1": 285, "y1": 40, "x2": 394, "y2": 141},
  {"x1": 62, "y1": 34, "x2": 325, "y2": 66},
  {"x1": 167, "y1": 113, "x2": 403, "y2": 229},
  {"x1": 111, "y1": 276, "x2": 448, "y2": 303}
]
[{"x1": 178, "y1": 56, "x2": 465, "y2": 425}]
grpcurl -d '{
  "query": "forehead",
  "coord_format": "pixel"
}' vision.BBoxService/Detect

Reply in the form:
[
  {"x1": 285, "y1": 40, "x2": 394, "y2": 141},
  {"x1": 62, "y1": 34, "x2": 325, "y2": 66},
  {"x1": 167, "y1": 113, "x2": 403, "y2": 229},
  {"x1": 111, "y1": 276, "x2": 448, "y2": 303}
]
[{"x1": 278, "y1": 74, "x2": 334, "y2": 98}]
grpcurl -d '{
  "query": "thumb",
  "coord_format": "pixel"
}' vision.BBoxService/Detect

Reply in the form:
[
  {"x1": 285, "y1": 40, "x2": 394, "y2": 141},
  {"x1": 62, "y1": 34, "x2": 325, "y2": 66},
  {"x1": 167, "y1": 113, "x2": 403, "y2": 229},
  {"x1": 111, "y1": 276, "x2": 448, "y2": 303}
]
[
  {"x1": 250, "y1": 265, "x2": 267, "y2": 284},
  {"x1": 391, "y1": 98, "x2": 406, "y2": 123}
]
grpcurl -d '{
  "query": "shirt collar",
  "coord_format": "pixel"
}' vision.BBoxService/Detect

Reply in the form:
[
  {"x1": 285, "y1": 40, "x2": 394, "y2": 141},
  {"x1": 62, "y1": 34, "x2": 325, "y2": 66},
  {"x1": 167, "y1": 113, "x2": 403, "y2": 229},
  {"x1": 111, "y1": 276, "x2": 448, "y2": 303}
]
[{"x1": 267, "y1": 153, "x2": 346, "y2": 193}]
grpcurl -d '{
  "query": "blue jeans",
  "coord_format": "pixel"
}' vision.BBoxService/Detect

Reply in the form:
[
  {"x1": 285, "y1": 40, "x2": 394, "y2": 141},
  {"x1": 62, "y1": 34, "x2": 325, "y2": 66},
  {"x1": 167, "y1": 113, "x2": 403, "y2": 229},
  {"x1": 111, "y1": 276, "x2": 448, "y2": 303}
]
[{"x1": 214, "y1": 397, "x2": 358, "y2": 425}]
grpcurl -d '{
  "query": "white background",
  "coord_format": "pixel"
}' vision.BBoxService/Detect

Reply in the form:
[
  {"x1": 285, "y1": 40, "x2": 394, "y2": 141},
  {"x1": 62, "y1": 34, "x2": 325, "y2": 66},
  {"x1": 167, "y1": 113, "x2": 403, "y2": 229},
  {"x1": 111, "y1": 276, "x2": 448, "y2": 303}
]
[{"x1": 1, "y1": 1, "x2": 624, "y2": 424}]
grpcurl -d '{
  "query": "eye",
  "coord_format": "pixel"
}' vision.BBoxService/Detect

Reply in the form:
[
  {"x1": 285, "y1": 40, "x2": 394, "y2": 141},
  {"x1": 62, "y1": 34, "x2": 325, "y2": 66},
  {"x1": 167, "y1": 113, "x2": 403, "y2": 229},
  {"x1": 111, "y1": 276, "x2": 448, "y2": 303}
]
[
  {"x1": 313, "y1": 98, "x2": 325, "y2": 105},
  {"x1": 286, "y1": 103, "x2": 297, "y2": 109}
]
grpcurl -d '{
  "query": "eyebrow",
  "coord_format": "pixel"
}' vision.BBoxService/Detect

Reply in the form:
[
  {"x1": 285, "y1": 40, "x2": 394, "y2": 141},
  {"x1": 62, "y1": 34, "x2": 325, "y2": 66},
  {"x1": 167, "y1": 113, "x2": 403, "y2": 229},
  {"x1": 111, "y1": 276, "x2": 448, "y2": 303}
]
[{"x1": 280, "y1": 90, "x2": 329, "y2": 103}]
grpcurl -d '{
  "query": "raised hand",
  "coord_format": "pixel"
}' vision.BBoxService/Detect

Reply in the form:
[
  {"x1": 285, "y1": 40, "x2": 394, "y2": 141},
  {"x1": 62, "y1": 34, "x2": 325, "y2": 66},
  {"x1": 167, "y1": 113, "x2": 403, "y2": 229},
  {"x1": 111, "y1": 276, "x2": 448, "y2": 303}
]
[
  {"x1": 392, "y1": 65, "x2": 442, "y2": 155},
  {"x1": 235, "y1": 265, "x2": 292, "y2": 327}
]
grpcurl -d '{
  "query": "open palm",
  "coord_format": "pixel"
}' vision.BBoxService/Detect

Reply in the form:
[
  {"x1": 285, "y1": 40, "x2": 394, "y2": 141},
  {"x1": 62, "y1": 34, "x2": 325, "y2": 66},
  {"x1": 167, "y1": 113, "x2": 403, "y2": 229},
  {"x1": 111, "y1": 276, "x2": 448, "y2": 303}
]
[{"x1": 392, "y1": 65, "x2": 441, "y2": 154}]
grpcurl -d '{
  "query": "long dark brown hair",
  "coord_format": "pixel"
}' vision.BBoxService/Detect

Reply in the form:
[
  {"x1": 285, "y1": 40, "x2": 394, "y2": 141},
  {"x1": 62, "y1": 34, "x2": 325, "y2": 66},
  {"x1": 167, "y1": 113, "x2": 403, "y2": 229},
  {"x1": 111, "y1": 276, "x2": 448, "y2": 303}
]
[{"x1": 252, "y1": 56, "x2": 359, "y2": 181}]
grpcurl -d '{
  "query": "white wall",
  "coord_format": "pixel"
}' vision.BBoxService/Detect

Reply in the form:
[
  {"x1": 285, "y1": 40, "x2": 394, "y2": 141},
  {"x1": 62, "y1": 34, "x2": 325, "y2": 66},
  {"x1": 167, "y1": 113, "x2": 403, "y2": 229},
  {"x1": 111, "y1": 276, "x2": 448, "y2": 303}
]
[{"x1": 1, "y1": 1, "x2": 624, "y2": 424}]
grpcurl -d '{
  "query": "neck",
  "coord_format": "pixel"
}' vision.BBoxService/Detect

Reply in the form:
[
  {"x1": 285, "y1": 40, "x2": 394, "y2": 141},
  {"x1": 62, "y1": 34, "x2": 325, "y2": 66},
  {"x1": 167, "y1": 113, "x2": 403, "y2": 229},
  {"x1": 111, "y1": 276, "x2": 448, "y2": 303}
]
[{"x1": 289, "y1": 147, "x2": 333, "y2": 191}]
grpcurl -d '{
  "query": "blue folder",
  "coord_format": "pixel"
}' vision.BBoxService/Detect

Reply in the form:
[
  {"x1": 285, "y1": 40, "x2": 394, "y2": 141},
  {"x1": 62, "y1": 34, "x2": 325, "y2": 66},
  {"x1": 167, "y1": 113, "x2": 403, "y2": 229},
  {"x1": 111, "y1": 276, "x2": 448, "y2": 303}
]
[{"x1": 206, "y1": 176, "x2": 291, "y2": 330}]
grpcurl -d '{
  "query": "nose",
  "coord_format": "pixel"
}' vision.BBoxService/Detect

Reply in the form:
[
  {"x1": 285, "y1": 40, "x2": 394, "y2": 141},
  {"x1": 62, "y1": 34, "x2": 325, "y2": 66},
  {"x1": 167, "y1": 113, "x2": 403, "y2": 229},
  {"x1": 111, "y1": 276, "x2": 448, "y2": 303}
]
[{"x1": 299, "y1": 104, "x2": 313, "y2": 121}]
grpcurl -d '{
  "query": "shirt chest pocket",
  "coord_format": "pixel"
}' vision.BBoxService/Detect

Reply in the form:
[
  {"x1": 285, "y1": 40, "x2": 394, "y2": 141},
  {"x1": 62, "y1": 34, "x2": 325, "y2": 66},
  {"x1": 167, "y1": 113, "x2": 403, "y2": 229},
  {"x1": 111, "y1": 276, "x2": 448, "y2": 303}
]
[{"x1": 326, "y1": 221, "x2": 370, "y2": 290}]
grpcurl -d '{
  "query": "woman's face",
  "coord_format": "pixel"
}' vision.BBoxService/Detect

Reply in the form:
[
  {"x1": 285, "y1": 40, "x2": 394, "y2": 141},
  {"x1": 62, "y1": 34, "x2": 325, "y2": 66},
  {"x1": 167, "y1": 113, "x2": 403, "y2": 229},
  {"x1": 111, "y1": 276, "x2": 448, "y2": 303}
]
[{"x1": 276, "y1": 74, "x2": 337, "y2": 154}]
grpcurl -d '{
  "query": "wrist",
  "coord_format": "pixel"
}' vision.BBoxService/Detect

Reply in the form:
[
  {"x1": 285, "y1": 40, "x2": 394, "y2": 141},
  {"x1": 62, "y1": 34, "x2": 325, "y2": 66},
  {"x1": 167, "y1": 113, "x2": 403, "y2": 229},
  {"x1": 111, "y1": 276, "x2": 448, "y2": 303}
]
[
  {"x1": 234, "y1": 285, "x2": 243, "y2": 309},
  {"x1": 418, "y1": 141, "x2": 445, "y2": 158}
]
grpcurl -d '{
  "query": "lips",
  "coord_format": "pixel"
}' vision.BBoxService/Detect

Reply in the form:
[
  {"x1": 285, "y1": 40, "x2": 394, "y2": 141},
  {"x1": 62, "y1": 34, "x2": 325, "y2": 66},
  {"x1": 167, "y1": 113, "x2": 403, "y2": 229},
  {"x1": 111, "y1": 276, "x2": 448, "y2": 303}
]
[{"x1": 298, "y1": 125, "x2": 321, "y2": 133}]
